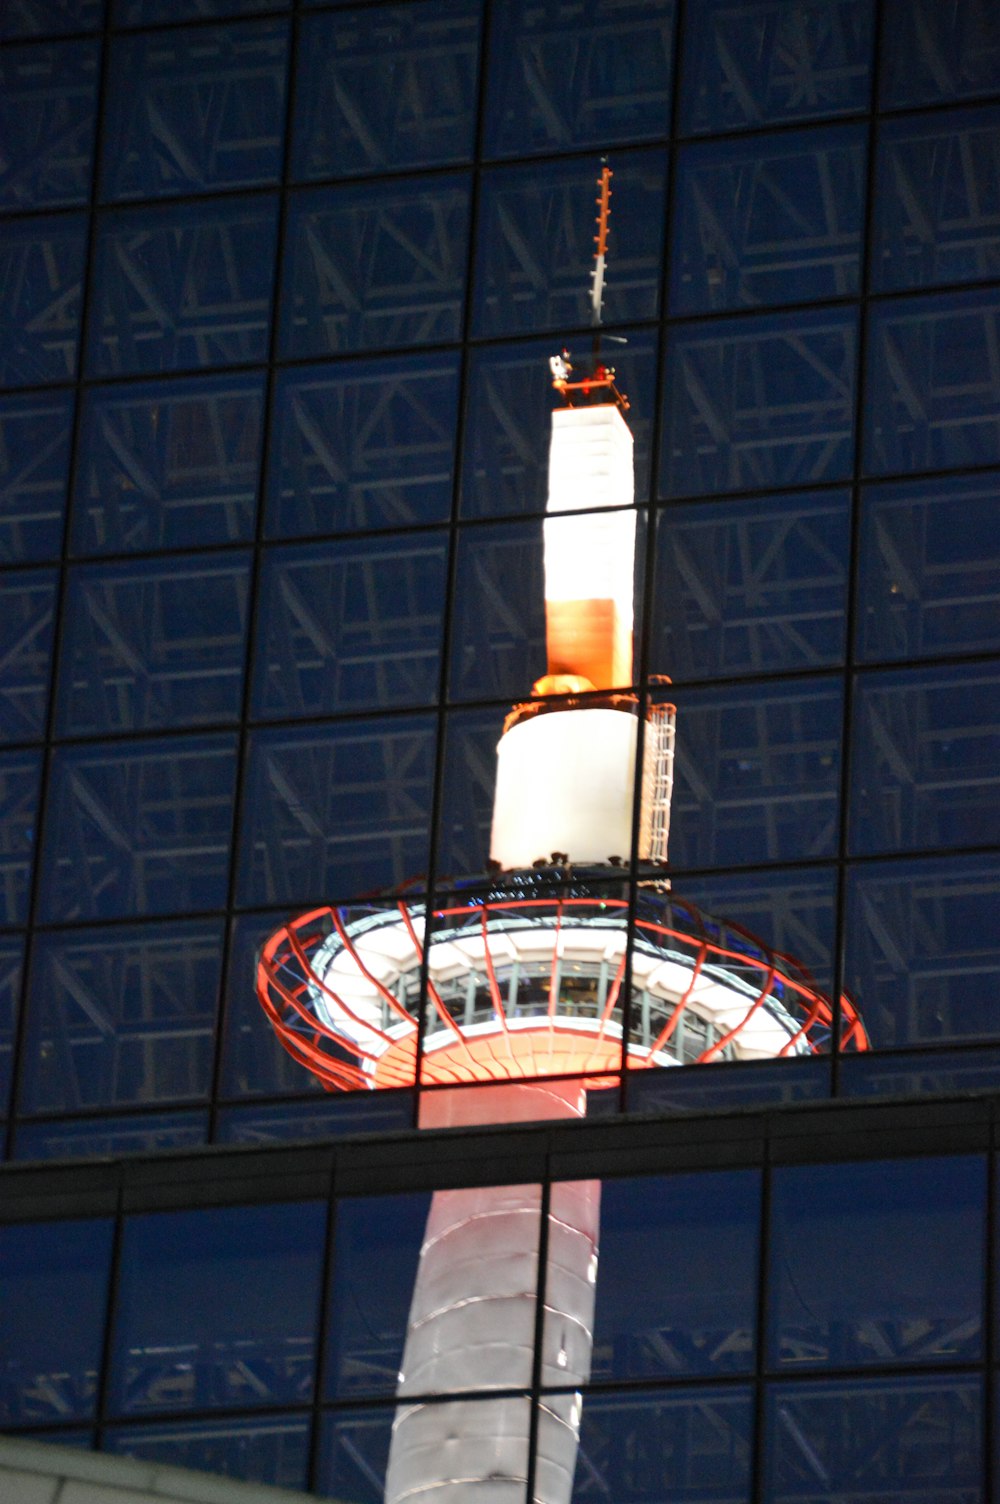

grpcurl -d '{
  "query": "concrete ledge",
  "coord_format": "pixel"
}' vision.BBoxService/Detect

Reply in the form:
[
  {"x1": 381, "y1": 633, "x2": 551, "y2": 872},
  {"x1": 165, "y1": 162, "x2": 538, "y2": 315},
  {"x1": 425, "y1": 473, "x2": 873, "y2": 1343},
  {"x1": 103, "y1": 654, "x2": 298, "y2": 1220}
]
[{"x1": 0, "y1": 1436, "x2": 318, "y2": 1504}]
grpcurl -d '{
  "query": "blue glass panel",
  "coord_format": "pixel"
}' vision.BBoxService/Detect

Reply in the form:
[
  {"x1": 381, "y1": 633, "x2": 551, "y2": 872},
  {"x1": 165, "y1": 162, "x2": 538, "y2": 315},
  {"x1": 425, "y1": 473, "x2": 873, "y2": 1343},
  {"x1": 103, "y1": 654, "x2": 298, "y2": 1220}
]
[
  {"x1": 873, "y1": 107, "x2": 1000, "y2": 293},
  {"x1": 0, "y1": 1218, "x2": 113, "y2": 1425},
  {"x1": 0, "y1": 748, "x2": 40, "y2": 927},
  {"x1": 840, "y1": 1045, "x2": 1000, "y2": 1099},
  {"x1": 238, "y1": 717, "x2": 436, "y2": 906},
  {"x1": 280, "y1": 175, "x2": 470, "y2": 358},
  {"x1": 858, "y1": 471, "x2": 1000, "y2": 664},
  {"x1": 461, "y1": 330, "x2": 657, "y2": 519},
  {"x1": 671, "y1": 124, "x2": 866, "y2": 314},
  {"x1": 0, "y1": 40, "x2": 99, "y2": 211},
  {"x1": 764, "y1": 1374, "x2": 982, "y2": 1502},
  {"x1": 293, "y1": 3, "x2": 480, "y2": 181},
  {"x1": 110, "y1": 1200, "x2": 326, "y2": 1416},
  {"x1": 13, "y1": 1109, "x2": 208, "y2": 1161},
  {"x1": 105, "y1": 1415, "x2": 309, "y2": 1491},
  {"x1": 576, "y1": 1169, "x2": 760, "y2": 1381},
  {"x1": 881, "y1": 0, "x2": 1000, "y2": 108},
  {"x1": 661, "y1": 307, "x2": 857, "y2": 498},
  {"x1": 436, "y1": 706, "x2": 505, "y2": 878},
  {"x1": 57, "y1": 552, "x2": 251, "y2": 734},
  {"x1": 40, "y1": 735, "x2": 237, "y2": 922},
  {"x1": 484, "y1": 0, "x2": 673, "y2": 159},
  {"x1": 627, "y1": 1056, "x2": 829, "y2": 1113},
  {"x1": 473, "y1": 150, "x2": 667, "y2": 338},
  {"x1": 0, "y1": 935, "x2": 24, "y2": 1119},
  {"x1": 20, "y1": 919, "x2": 224, "y2": 1114},
  {"x1": 252, "y1": 534, "x2": 447, "y2": 719},
  {"x1": 101, "y1": 20, "x2": 289, "y2": 202},
  {"x1": 317, "y1": 1406, "x2": 394, "y2": 1504},
  {"x1": 566, "y1": 1387, "x2": 753, "y2": 1503},
  {"x1": 326, "y1": 1190, "x2": 432, "y2": 1398},
  {"x1": 88, "y1": 196, "x2": 279, "y2": 377},
  {"x1": 0, "y1": 569, "x2": 56, "y2": 744},
  {"x1": 844, "y1": 854, "x2": 1000, "y2": 1051},
  {"x1": 0, "y1": 392, "x2": 73, "y2": 564},
  {"x1": 677, "y1": 866, "x2": 838, "y2": 993},
  {"x1": 769, "y1": 1155, "x2": 984, "y2": 1369},
  {"x1": 449, "y1": 519, "x2": 545, "y2": 702},
  {"x1": 865, "y1": 287, "x2": 1000, "y2": 474},
  {"x1": 668, "y1": 678, "x2": 842, "y2": 870},
  {"x1": 218, "y1": 910, "x2": 324, "y2": 1100},
  {"x1": 71, "y1": 373, "x2": 263, "y2": 557},
  {"x1": 0, "y1": 0, "x2": 102, "y2": 39},
  {"x1": 266, "y1": 354, "x2": 459, "y2": 537},
  {"x1": 680, "y1": 0, "x2": 873, "y2": 134},
  {"x1": 849, "y1": 661, "x2": 1000, "y2": 857},
  {"x1": 0, "y1": 214, "x2": 86, "y2": 389},
  {"x1": 116, "y1": 0, "x2": 287, "y2": 21},
  {"x1": 653, "y1": 490, "x2": 849, "y2": 681},
  {"x1": 215, "y1": 1091, "x2": 414, "y2": 1143}
]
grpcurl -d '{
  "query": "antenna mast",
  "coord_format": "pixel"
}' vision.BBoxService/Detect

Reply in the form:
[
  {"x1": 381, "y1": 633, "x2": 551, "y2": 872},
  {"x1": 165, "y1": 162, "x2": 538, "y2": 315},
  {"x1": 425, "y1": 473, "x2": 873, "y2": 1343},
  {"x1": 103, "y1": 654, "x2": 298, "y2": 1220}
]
[{"x1": 548, "y1": 160, "x2": 629, "y2": 412}]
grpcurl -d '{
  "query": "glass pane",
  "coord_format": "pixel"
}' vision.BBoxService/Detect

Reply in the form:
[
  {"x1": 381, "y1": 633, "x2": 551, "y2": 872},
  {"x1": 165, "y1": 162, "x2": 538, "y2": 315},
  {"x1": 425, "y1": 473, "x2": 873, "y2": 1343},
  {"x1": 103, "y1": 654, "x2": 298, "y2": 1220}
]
[
  {"x1": 769, "y1": 1155, "x2": 985, "y2": 1368},
  {"x1": 319, "y1": 1398, "x2": 532, "y2": 1504},
  {"x1": 101, "y1": 20, "x2": 288, "y2": 202},
  {"x1": 448, "y1": 518, "x2": 546, "y2": 702},
  {"x1": 473, "y1": 151, "x2": 667, "y2": 338},
  {"x1": 326, "y1": 1190, "x2": 432, "y2": 1399},
  {"x1": 0, "y1": 748, "x2": 41, "y2": 927},
  {"x1": 571, "y1": 1169, "x2": 760, "y2": 1381},
  {"x1": 56, "y1": 552, "x2": 251, "y2": 734},
  {"x1": 0, "y1": 1218, "x2": 113, "y2": 1426},
  {"x1": 849, "y1": 661, "x2": 1000, "y2": 856},
  {"x1": 864, "y1": 287, "x2": 1000, "y2": 475},
  {"x1": 653, "y1": 490, "x2": 849, "y2": 682},
  {"x1": 844, "y1": 854, "x2": 1000, "y2": 1051},
  {"x1": 857, "y1": 471, "x2": 1000, "y2": 663},
  {"x1": 115, "y1": 0, "x2": 288, "y2": 21},
  {"x1": 110, "y1": 1200, "x2": 326, "y2": 1416},
  {"x1": 218, "y1": 910, "x2": 324, "y2": 1101},
  {"x1": 677, "y1": 865, "x2": 838, "y2": 993},
  {"x1": 680, "y1": 0, "x2": 873, "y2": 134},
  {"x1": 668, "y1": 678, "x2": 842, "y2": 870},
  {"x1": 252, "y1": 534, "x2": 447, "y2": 719},
  {"x1": 484, "y1": 0, "x2": 673, "y2": 158},
  {"x1": 71, "y1": 373, "x2": 263, "y2": 557},
  {"x1": 437, "y1": 706, "x2": 509, "y2": 878},
  {"x1": 0, "y1": 39, "x2": 99, "y2": 211},
  {"x1": 881, "y1": 0, "x2": 1000, "y2": 108},
  {"x1": 293, "y1": 2, "x2": 481, "y2": 181},
  {"x1": 661, "y1": 307, "x2": 857, "y2": 498},
  {"x1": 237, "y1": 717, "x2": 436, "y2": 906},
  {"x1": 88, "y1": 196, "x2": 279, "y2": 377},
  {"x1": 13, "y1": 1110, "x2": 209, "y2": 1160},
  {"x1": 279, "y1": 175, "x2": 470, "y2": 358},
  {"x1": 40, "y1": 735, "x2": 238, "y2": 922},
  {"x1": 216, "y1": 1092, "x2": 413, "y2": 1143},
  {"x1": 0, "y1": 936, "x2": 24, "y2": 1120},
  {"x1": 628, "y1": 1056, "x2": 830, "y2": 1114},
  {"x1": 105, "y1": 1415, "x2": 309, "y2": 1491},
  {"x1": 872, "y1": 107, "x2": 1000, "y2": 293},
  {"x1": 266, "y1": 354, "x2": 459, "y2": 538},
  {"x1": 460, "y1": 329, "x2": 657, "y2": 520},
  {"x1": 0, "y1": 391, "x2": 73, "y2": 564},
  {"x1": 671, "y1": 124, "x2": 865, "y2": 314},
  {"x1": 0, "y1": 213, "x2": 86, "y2": 388},
  {"x1": 765, "y1": 1374, "x2": 982, "y2": 1503},
  {"x1": 839, "y1": 1045, "x2": 1000, "y2": 1100},
  {"x1": 0, "y1": 569, "x2": 56, "y2": 744},
  {"x1": 19, "y1": 919, "x2": 224, "y2": 1114},
  {"x1": 0, "y1": 0, "x2": 102, "y2": 37},
  {"x1": 562, "y1": 1387, "x2": 753, "y2": 1503}
]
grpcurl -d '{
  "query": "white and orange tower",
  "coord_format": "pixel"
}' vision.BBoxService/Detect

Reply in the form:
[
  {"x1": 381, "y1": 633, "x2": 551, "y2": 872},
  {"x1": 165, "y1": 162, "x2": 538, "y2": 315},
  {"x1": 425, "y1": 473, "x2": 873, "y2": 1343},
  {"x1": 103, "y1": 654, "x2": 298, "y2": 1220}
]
[{"x1": 257, "y1": 167, "x2": 866, "y2": 1503}]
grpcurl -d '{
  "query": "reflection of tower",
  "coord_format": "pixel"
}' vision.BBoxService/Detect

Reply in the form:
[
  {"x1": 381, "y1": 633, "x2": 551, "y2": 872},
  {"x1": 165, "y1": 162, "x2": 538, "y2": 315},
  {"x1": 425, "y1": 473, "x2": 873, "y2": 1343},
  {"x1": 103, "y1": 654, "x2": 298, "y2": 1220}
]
[{"x1": 257, "y1": 168, "x2": 866, "y2": 1503}]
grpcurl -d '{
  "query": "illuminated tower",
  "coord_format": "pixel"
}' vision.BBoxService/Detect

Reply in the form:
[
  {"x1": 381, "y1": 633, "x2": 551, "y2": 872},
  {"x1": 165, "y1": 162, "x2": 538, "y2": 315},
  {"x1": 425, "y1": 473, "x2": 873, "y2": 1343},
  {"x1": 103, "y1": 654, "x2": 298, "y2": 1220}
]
[{"x1": 257, "y1": 168, "x2": 866, "y2": 1503}]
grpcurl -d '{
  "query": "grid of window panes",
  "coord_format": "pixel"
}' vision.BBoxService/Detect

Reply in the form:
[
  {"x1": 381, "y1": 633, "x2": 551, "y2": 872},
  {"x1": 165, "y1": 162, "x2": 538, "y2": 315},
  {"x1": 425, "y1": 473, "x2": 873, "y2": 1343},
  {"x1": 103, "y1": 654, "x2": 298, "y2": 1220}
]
[
  {"x1": 1, "y1": 1109, "x2": 996, "y2": 1501},
  {"x1": 0, "y1": 0, "x2": 998, "y2": 1159}
]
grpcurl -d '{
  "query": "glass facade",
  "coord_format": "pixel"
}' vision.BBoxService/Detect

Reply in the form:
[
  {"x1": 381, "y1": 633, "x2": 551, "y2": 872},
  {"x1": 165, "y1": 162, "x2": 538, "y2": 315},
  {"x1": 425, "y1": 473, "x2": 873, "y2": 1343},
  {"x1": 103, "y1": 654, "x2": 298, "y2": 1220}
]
[{"x1": 0, "y1": 0, "x2": 998, "y2": 1496}]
